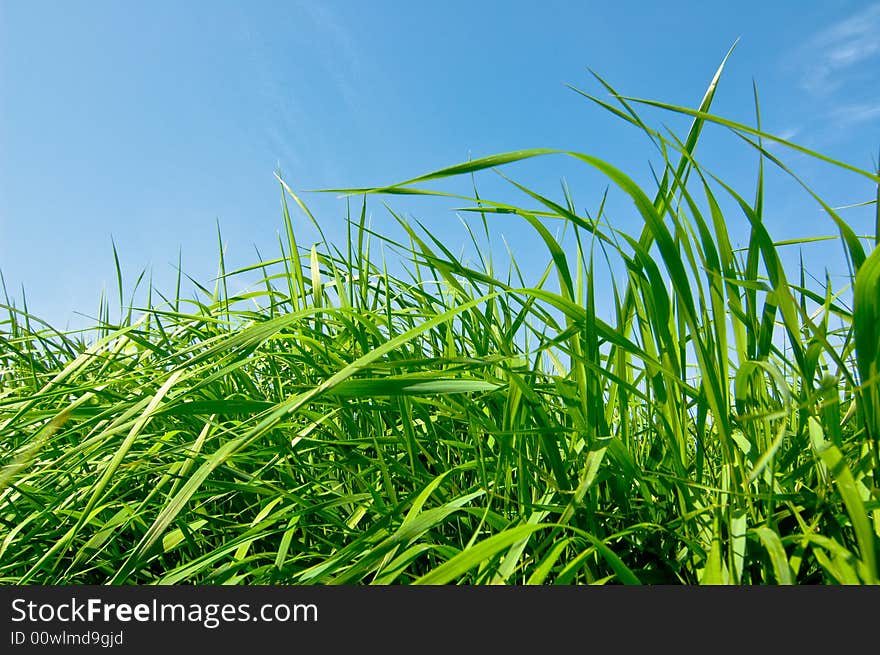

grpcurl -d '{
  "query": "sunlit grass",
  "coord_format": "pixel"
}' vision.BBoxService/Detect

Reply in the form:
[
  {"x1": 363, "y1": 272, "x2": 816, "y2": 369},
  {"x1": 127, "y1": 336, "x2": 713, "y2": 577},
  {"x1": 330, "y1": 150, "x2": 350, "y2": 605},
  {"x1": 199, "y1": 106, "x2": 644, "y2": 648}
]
[{"x1": 2, "y1": 52, "x2": 879, "y2": 584}]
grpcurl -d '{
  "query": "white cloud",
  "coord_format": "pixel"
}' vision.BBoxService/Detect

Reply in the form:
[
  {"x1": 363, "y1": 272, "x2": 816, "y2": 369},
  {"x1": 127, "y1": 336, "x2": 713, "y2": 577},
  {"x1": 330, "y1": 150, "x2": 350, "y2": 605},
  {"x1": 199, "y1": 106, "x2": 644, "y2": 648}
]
[
  {"x1": 830, "y1": 102, "x2": 880, "y2": 126},
  {"x1": 233, "y1": 2, "x2": 371, "y2": 184},
  {"x1": 800, "y1": 3, "x2": 880, "y2": 94},
  {"x1": 295, "y1": 1, "x2": 364, "y2": 112}
]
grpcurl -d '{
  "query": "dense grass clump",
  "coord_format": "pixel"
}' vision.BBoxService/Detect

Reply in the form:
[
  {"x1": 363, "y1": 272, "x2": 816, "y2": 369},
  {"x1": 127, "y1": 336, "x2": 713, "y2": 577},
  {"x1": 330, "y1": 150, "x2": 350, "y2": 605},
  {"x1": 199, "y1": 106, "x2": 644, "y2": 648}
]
[{"x1": 2, "y1": 57, "x2": 879, "y2": 584}]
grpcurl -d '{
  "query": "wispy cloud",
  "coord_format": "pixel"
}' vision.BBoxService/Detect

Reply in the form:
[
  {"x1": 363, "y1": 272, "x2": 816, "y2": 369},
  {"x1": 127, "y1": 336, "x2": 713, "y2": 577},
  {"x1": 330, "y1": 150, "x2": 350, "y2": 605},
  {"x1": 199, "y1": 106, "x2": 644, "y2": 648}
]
[
  {"x1": 830, "y1": 102, "x2": 880, "y2": 127},
  {"x1": 776, "y1": 127, "x2": 800, "y2": 142},
  {"x1": 799, "y1": 3, "x2": 880, "y2": 94},
  {"x1": 781, "y1": 4, "x2": 880, "y2": 143},
  {"x1": 233, "y1": 2, "x2": 370, "y2": 184},
  {"x1": 296, "y1": 0, "x2": 365, "y2": 114}
]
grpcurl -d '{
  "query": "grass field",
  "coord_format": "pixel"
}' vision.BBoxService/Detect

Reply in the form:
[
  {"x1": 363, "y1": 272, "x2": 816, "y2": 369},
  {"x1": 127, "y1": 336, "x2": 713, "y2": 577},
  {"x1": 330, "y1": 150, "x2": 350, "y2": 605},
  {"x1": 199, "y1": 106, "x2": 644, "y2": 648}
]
[{"x1": 2, "y1": 56, "x2": 879, "y2": 585}]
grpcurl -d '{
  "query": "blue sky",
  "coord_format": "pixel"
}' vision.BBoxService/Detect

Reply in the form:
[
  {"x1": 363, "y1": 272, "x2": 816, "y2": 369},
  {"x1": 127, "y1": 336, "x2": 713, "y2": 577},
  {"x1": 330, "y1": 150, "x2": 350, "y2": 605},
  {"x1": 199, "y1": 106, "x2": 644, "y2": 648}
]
[{"x1": 1, "y1": 1, "x2": 878, "y2": 328}]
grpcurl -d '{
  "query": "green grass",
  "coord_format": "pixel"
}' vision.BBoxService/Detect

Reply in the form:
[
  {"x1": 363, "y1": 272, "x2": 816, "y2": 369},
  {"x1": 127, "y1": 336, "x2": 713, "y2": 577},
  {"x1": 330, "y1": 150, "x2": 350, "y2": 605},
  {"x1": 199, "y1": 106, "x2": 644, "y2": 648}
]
[{"x1": 2, "y1": 55, "x2": 879, "y2": 585}]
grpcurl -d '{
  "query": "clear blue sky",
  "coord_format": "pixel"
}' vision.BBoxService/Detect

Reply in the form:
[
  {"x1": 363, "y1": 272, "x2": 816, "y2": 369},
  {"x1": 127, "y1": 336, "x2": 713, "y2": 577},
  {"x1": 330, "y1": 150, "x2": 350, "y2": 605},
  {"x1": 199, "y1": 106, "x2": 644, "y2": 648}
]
[{"x1": 2, "y1": 1, "x2": 878, "y2": 328}]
